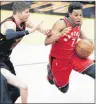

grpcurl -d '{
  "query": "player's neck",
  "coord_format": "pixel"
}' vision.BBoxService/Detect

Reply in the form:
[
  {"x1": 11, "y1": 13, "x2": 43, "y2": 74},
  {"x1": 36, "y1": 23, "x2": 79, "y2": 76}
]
[{"x1": 12, "y1": 15, "x2": 22, "y2": 25}]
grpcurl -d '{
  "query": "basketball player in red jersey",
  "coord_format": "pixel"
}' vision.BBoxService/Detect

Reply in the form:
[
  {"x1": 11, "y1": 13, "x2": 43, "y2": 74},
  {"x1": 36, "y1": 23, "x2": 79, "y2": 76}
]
[
  {"x1": 0, "y1": 1, "x2": 50, "y2": 103},
  {"x1": 45, "y1": 2, "x2": 95, "y2": 93}
]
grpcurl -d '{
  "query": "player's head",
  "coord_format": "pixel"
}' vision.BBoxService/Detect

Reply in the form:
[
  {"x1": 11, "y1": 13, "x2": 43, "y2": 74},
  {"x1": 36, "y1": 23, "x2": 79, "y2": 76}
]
[
  {"x1": 12, "y1": 1, "x2": 31, "y2": 22},
  {"x1": 68, "y1": 2, "x2": 83, "y2": 25}
]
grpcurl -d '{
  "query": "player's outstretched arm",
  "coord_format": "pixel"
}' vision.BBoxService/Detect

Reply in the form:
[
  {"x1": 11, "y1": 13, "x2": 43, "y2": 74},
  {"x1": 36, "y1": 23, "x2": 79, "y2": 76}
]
[
  {"x1": 26, "y1": 20, "x2": 44, "y2": 33},
  {"x1": 26, "y1": 16, "x2": 52, "y2": 36},
  {"x1": 1, "y1": 68, "x2": 28, "y2": 104}
]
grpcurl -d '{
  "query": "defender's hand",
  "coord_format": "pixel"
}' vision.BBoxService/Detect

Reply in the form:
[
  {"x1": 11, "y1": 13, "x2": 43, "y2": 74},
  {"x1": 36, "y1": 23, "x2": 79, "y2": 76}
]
[{"x1": 44, "y1": 29, "x2": 52, "y2": 36}]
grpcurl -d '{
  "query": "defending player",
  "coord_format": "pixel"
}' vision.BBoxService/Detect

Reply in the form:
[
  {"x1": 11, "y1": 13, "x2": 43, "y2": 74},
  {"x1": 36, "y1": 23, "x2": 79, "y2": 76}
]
[{"x1": 0, "y1": 1, "x2": 50, "y2": 103}]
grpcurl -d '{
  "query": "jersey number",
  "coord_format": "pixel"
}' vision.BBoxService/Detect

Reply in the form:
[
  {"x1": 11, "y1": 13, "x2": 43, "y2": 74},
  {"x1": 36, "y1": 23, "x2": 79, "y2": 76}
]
[{"x1": 71, "y1": 38, "x2": 76, "y2": 47}]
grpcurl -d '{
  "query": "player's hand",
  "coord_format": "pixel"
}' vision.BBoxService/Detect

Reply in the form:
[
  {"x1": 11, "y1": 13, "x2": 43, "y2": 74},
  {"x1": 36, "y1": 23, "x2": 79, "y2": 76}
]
[
  {"x1": 61, "y1": 27, "x2": 72, "y2": 39},
  {"x1": 44, "y1": 29, "x2": 52, "y2": 36}
]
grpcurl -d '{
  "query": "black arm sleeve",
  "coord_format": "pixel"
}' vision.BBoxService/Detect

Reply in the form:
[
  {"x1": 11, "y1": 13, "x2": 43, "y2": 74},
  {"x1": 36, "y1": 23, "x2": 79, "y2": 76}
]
[{"x1": 5, "y1": 29, "x2": 29, "y2": 40}]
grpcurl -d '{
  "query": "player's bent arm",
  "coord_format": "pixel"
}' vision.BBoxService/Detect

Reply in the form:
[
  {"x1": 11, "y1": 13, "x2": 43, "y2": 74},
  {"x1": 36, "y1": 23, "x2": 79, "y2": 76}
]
[
  {"x1": 1, "y1": 68, "x2": 28, "y2": 103},
  {"x1": 44, "y1": 32, "x2": 61, "y2": 46},
  {"x1": 44, "y1": 20, "x2": 66, "y2": 46},
  {"x1": 1, "y1": 21, "x2": 29, "y2": 40}
]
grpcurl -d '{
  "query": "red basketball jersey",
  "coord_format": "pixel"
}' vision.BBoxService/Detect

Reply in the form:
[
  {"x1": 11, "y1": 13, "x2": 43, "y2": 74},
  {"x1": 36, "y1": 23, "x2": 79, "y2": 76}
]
[{"x1": 50, "y1": 17, "x2": 81, "y2": 59}]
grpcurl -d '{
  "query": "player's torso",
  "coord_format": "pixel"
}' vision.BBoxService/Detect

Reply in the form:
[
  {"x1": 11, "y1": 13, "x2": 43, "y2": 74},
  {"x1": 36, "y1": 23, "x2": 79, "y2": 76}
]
[
  {"x1": 50, "y1": 17, "x2": 81, "y2": 59},
  {"x1": 0, "y1": 16, "x2": 26, "y2": 58}
]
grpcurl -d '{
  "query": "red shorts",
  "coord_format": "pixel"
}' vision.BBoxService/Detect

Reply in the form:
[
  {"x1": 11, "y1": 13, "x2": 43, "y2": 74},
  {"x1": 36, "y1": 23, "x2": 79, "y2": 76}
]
[{"x1": 50, "y1": 54, "x2": 94, "y2": 88}]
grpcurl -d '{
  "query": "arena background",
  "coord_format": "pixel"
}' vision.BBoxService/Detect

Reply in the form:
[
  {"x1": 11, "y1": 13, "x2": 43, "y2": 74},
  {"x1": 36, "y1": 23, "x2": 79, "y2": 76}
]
[
  {"x1": 0, "y1": 1, "x2": 95, "y2": 103},
  {"x1": 1, "y1": 1, "x2": 95, "y2": 18}
]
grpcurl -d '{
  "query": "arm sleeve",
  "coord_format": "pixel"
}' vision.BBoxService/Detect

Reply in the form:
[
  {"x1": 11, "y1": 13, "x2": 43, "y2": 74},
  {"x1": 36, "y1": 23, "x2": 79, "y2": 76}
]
[{"x1": 5, "y1": 29, "x2": 29, "y2": 40}]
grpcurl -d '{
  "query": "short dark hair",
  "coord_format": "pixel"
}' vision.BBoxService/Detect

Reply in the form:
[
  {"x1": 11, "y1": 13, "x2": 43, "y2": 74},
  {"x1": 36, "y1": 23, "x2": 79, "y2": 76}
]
[
  {"x1": 68, "y1": 2, "x2": 83, "y2": 13},
  {"x1": 12, "y1": 1, "x2": 31, "y2": 14}
]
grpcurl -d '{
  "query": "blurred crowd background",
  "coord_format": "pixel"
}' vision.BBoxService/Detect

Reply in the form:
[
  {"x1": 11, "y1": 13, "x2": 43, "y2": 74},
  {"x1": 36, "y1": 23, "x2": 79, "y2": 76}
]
[{"x1": 0, "y1": 1, "x2": 95, "y2": 18}]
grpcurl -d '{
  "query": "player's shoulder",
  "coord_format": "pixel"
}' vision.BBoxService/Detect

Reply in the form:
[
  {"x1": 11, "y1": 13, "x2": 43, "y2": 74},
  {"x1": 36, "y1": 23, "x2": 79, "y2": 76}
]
[
  {"x1": 3, "y1": 20, "x2": 16, "y2": 30},
  {"x1": 1, "y1": 16, "x2": 15, "y2": 25},
  {"x1": 54, "y1": 17, "x2": 66, "y2": 28},
  {"x1": 4, "y1": 20, "x2": 16, "y2": 26},
  {"x1": 57, "y1": 18, "x2": 65, "y2": 24}
]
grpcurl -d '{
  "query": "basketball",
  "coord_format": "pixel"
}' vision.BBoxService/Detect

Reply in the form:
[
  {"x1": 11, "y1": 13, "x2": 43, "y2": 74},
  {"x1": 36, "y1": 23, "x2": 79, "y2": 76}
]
[{"x1": 75, "y1": 39, "x2": 94, "y2": 59}]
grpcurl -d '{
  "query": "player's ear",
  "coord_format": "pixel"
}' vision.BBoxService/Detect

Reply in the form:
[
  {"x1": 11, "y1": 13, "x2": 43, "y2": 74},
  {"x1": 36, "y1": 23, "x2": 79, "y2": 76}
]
[
  {"x1": 69, "y1": 13, "x2": 72, "y2": 17},
  {"x1": 17, "y1": 11, "x2": 22, "y2": 17}
]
